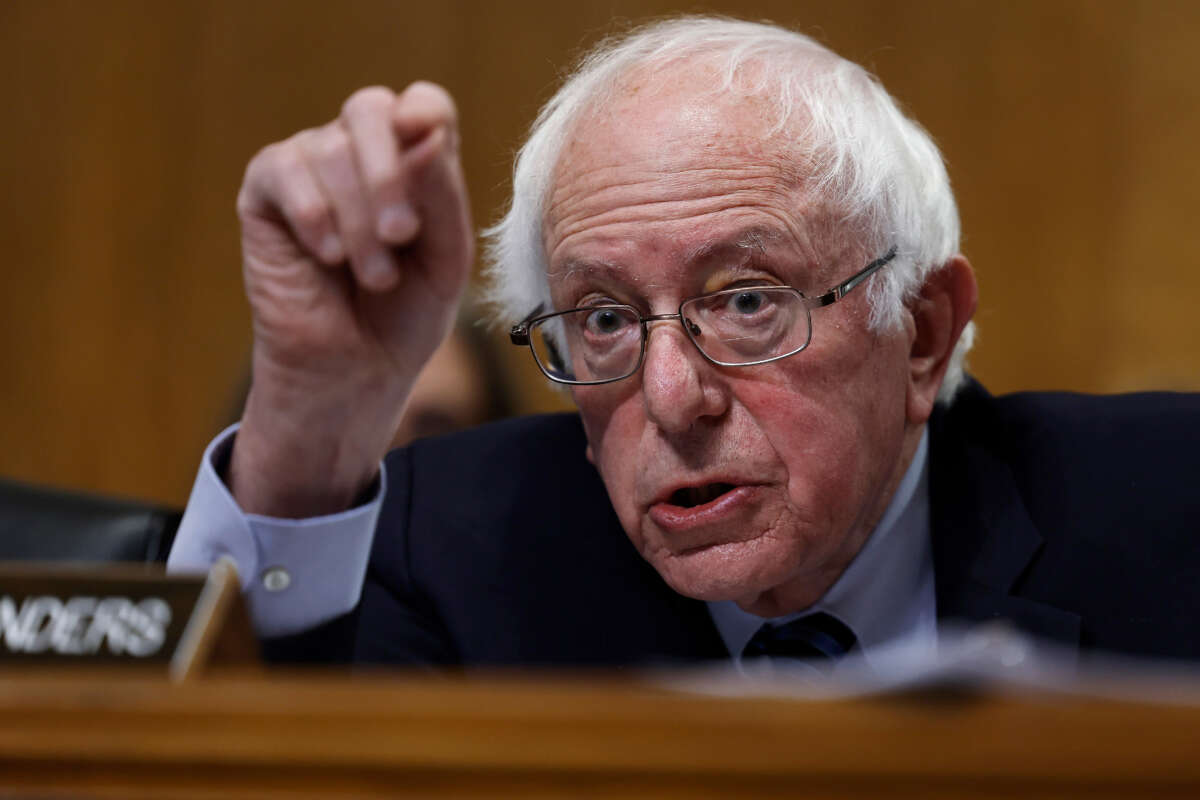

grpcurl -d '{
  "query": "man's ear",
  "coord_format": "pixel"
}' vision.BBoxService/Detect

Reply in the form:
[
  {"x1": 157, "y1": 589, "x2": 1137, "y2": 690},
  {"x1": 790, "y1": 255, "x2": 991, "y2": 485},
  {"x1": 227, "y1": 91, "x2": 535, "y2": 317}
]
[{"x1": 906, "y1": 255, "x2": 978, "y2": 425}]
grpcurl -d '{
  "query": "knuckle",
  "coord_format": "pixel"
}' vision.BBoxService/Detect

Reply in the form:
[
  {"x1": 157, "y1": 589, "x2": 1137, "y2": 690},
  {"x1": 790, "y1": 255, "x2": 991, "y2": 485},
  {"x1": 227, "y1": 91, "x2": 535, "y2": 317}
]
[
  {"x1": 290, "y1": 127, "x2": 320, "y2": 148},
  {"x1": 243, "y1": 142, "x2": 278, "y2": 182},
  {"x1": 364, "y1": 157, "x2": 402, "y2": 189},
  {"x1": 336, "y1": 211, "x2": 370, "y2": 243},
  {"x1": 235, "y1": 186, "x2": 255, "y2": 219},
  {"x1": 238, "y1": 142, "x2": 288, "y2": 217},
  {"x1": 268, "y1": 142, "x2": 305, "y2": 180},
  {"x1": 246, "y1": 140, "x2": 308, "y2": 186},
  {"x1": 309, "y1": 126, "x2": 349, "y2": 162},
  {"x1": 287, "y1": 197, "x2": 328, "y2": 231}
]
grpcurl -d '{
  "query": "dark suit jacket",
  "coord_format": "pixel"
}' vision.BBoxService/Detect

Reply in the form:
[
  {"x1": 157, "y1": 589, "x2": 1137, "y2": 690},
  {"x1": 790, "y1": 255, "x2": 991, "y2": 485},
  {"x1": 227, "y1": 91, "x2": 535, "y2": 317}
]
[{"x1": 266, "y1": 380, "x2": 1200, "y2": 666}]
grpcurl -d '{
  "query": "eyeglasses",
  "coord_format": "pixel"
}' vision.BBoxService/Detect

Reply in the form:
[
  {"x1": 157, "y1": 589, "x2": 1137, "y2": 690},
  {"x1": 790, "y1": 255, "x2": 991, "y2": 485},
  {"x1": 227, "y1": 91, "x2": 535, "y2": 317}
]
[{"x1": 509, "y1": 245, "x2": 897, "y2": 386}]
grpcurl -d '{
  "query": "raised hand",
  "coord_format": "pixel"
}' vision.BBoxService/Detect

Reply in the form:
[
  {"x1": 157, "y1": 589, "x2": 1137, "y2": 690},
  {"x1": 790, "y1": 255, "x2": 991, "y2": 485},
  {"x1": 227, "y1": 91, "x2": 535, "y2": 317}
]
[{"x1": 230, "y1": 83, "x2": 474, "y2": 517}]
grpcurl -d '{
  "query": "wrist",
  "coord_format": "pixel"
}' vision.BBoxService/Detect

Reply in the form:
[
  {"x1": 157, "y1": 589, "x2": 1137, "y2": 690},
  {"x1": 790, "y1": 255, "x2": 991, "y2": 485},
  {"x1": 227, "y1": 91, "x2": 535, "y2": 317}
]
[{"x1": 229, "y1": 363, "x2": 407, "y2": 518}]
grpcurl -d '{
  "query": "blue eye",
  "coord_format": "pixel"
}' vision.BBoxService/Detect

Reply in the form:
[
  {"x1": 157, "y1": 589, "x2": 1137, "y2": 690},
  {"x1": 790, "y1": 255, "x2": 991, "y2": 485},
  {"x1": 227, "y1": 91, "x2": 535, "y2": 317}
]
[
  {"x1": 730, "y1": 290, "x2": 765, "y2": 314},
  {"x1": 586, "y1": 308, "x2": 627, "y2": 334}
]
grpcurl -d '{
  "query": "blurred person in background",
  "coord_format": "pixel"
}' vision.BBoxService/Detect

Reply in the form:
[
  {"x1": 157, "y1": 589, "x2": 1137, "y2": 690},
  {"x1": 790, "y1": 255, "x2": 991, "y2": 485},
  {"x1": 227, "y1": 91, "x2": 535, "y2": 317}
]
[
  {"x1": 390, "y1": 321, "x2": 512, "y2": 448},
  {"x1": 227, "y1": 317, "x2": 512, "y2": 450}
]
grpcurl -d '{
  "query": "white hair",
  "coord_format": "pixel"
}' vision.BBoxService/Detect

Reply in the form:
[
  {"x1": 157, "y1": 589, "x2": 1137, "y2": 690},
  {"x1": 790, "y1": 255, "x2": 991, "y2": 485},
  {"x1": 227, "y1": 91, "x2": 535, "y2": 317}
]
[{"x1": 483, "y1": 16, "x2": 974, "y2": 403}]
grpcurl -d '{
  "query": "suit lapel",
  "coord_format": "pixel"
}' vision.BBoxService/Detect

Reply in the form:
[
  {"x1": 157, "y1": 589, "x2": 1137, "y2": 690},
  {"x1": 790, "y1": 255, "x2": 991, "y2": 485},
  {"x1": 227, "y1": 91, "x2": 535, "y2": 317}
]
[{"x1": 929, "y1": 383, "x2": 1082, "y2": 651}]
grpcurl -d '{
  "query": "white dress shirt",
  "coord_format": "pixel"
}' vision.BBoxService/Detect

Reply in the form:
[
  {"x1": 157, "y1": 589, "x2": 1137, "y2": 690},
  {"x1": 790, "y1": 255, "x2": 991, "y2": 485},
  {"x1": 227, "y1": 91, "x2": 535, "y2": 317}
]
[
  {"x1": 707, "y1": 430, "x2": 935, "y2": 672},
  {"x1": 167, "y1": 425, "x2": 382, "y2": 637}
]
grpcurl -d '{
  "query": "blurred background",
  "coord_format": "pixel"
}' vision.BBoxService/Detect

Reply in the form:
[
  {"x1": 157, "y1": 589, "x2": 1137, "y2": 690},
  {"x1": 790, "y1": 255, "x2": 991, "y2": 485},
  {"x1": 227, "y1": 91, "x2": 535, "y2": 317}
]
[{"x1": 1, "y1": 0, "x2": 1196, "y2": 506}]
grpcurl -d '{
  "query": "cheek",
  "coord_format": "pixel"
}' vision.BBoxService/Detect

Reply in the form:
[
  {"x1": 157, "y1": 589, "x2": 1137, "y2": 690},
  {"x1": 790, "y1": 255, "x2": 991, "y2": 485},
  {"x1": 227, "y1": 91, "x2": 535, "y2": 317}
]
[
  {"x1": 573, "y1": 385, "x2": 646, "y2": 522},
  {"x1": 738, "y1": 343, "x2": 909, "y2": 523},
  {"x1": 739, "y1": 382, "x2": 852, "y2": 509}
]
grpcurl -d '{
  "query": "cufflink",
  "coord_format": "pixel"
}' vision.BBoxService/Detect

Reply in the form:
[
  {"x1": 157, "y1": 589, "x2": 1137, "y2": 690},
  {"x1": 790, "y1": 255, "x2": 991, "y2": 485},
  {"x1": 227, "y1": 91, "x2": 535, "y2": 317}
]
[{"x1": 260, "y1": 566, "x2": 291, "y2": 592}]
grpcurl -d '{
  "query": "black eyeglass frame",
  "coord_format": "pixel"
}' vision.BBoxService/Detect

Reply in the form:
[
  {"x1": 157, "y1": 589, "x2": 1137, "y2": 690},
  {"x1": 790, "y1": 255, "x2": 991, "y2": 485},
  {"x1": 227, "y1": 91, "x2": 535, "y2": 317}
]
[{"x1": 509, "y1": 245, "x2": 898, "y2": 386}]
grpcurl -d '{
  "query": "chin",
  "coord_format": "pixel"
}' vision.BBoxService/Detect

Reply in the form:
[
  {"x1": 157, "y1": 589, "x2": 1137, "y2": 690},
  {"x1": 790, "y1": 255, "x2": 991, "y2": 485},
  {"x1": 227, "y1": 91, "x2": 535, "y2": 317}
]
[{"x1": 646, "y1": 537, "x2": 798, "y2": 605}]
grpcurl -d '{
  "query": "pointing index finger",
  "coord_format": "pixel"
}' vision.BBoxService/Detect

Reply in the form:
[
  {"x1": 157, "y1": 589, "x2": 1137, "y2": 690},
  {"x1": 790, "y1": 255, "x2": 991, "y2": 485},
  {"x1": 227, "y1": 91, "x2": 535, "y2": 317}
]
[{"x1": 341, "y1": 86, "x2": 418, "y2": 245}]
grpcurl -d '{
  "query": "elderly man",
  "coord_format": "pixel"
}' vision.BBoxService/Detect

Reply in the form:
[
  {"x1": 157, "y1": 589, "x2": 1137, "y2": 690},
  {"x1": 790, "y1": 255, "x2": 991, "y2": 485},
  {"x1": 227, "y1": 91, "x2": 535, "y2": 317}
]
[{"x1": 170, "y1": 17, "x2": 1199, "y2": 668}]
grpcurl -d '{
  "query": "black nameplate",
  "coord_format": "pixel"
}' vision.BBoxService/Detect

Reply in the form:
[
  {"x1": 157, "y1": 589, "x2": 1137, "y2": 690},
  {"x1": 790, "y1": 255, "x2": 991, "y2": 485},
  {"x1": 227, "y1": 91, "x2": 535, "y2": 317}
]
[{"x1": 0, "y1": 558, "x2": 257, "y2": 678}]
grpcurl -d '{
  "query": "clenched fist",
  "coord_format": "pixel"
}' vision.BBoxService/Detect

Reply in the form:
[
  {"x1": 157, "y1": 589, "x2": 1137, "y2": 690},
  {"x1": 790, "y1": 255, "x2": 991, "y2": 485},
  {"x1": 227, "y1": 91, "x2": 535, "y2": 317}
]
[{"x1": 230, "y1": 83, "x2": 474, "y2": 517}]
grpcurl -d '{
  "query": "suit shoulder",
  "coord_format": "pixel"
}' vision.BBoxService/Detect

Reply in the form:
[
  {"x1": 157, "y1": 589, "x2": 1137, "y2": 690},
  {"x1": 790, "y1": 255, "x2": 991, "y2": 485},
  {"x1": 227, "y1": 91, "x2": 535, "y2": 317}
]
[
  {"x1": 940, "y1": 381, "x2": 1200, "y2": 464},
  {"x1": 932, "y1": 381, "x2": 1200, "y2": 657},
  {"x1": 936, "y1": 380, "x2": 1200, "y2": 575},
  {"x1": 934, "y1": 380, "x2": 1200, "y2": 550},
  {"x1": 993, "y1": 387, "x2": 1200, "y2": 438}
]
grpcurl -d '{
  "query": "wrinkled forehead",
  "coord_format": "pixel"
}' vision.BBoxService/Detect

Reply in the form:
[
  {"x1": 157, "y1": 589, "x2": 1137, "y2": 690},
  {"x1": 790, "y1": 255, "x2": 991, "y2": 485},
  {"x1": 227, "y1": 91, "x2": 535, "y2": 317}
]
[{"x1": 542, "y1": 63, "x2": 854, "y2": 290}]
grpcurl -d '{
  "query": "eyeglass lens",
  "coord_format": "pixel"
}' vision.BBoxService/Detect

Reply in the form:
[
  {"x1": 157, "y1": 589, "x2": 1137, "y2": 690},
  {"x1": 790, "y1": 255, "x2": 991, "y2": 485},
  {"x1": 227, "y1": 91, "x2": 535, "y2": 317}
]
[
  {"x1": 684, "y1": 287, "x2": 811, "y2": 365},
  {"x1": 529, "y1": 287, "x2": 813, "y2": 383}
]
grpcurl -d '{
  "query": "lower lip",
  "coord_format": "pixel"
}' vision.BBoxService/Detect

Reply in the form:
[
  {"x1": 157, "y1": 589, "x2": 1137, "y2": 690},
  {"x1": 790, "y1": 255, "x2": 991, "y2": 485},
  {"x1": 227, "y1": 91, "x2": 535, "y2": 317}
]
[{"x1": 648, "y1": 485, "x2": 761, "y2": 532}]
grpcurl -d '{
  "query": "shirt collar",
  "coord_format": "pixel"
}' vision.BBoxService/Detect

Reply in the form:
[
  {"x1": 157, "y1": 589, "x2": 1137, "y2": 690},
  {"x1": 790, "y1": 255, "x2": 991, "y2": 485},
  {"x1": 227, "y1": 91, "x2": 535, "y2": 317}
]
[{"x1": 707, "y1": 429, "x2": 934, "y2": 669}]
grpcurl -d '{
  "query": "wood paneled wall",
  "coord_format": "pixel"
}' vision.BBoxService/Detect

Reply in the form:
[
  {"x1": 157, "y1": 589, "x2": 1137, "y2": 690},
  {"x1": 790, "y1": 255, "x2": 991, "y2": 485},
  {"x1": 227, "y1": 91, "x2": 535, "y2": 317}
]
[{"x1": 1, "y1": 0, "x2": 1196, "y2": 505}]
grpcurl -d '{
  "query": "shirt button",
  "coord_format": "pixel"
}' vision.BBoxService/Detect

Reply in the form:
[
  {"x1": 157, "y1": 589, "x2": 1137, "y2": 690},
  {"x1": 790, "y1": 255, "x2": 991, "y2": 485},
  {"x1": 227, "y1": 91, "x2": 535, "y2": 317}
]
[{"x1": 261, "y1": 566, "x2": 291, "y2": 592}]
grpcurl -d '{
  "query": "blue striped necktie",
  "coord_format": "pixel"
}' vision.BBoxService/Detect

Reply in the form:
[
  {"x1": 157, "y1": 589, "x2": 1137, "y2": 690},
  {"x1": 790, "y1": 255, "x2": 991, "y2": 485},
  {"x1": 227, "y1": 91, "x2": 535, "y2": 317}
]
[{"x1": 742, "y1": 612, "x2": 857, "y2": 674}]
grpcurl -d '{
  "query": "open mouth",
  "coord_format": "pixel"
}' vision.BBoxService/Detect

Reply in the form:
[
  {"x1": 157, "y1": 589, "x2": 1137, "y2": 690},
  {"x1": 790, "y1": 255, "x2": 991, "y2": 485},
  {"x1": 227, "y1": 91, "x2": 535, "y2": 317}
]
[{"x1": 668, "y1": 483, "x2": 737, "y2": 509}]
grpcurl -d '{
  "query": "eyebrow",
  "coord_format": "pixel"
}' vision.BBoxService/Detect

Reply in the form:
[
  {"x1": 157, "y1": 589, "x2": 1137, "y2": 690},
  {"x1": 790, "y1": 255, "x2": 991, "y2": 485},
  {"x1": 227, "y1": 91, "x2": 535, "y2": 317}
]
[{"x1": 553, "y1": 257, "x2": 626, "y2": 284}]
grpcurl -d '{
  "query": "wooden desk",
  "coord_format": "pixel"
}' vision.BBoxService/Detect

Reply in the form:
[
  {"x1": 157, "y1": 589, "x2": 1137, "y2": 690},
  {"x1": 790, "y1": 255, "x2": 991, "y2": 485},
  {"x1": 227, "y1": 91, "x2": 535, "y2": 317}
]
[{"x1": 1, "y1": 668, "x2": 1198, "y2": 798}]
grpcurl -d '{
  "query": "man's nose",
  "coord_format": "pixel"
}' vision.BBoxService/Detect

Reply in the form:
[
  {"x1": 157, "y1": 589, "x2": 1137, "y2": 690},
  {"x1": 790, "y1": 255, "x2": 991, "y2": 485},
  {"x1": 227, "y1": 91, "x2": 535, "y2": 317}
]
[{"x1": 640, "y1": 321, "x2": 730, "y2": 434}]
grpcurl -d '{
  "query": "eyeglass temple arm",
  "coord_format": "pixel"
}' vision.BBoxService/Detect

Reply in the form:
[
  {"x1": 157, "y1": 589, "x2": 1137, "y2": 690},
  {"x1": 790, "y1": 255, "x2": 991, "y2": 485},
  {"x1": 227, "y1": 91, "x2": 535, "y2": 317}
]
[
  {"x1": 510, "y1": 304, "x2": 546, "y2": 345},
  {"x1": 809, "y1": 246, "x2": 898, "y2": 309}
]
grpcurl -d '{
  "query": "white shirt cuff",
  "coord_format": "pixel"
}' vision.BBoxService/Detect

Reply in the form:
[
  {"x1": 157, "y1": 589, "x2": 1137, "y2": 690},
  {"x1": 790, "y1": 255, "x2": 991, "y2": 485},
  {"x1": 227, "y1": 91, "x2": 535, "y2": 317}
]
[{"x1": 166, "y1": 424, "x2": 382, "y2": 637}]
